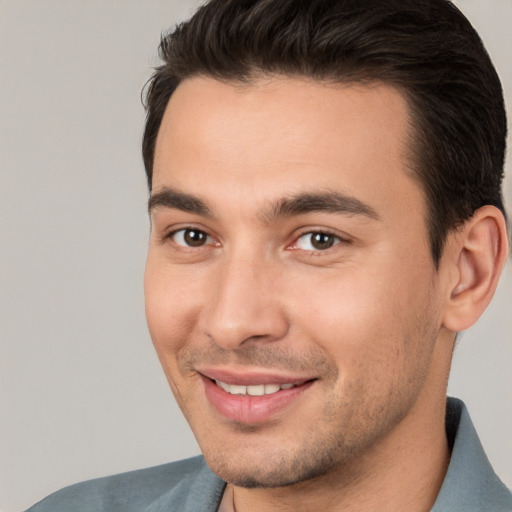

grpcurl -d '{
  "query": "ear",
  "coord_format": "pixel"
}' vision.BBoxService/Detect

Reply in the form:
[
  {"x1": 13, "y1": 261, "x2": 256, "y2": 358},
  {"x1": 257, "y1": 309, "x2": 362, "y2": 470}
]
[{"x1": 442, "y1": 205, "x2": 509, "y2": 332}]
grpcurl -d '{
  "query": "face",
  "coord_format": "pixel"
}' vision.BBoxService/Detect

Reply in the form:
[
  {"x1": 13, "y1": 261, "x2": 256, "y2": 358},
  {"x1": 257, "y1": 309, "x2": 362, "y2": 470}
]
[{"x1": 145, "y1": 76, "x2": 449, "y2": 487}]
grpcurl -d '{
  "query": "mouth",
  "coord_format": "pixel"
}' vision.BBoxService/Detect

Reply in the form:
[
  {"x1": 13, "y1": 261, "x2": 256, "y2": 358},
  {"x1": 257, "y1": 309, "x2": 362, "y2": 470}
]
[
  {"x1": 198, "y1": 370, "x2": 317, "y2": 424},
  {"x1": 213, "y1": 379, "x2": 306, "y2": 396}
]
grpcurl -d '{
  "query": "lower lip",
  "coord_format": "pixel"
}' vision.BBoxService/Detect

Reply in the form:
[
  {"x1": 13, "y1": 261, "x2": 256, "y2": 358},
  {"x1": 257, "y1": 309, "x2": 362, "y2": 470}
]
[{"x1": 202, "y1": 376, "x2": 314, "y2": 424}]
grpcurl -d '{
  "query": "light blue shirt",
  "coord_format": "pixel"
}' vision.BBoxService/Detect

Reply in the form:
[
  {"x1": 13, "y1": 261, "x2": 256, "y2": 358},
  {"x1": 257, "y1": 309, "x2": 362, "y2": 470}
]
[{"x1": 26, "y1": 398, "x2": 512, "y2": 511}]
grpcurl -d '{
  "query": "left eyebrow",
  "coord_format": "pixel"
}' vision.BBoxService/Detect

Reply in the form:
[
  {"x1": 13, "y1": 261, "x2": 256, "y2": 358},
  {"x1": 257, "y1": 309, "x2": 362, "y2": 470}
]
[{"x1": 260, "y1": 191, "x2": 380, "y2": 222}]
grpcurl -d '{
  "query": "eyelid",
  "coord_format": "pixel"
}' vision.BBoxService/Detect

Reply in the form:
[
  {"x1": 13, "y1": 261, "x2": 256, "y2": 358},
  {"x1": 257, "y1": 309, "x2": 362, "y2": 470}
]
[
  {"x1": 160, "y1": 225, "x2": 219, "y2": 248},
  {"x1": 288, "y1": 228, "x2": 351, "y2": 251}
]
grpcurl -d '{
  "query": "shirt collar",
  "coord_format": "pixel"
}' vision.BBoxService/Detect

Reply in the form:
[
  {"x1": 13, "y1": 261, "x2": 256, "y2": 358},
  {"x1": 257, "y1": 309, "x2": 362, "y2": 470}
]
[{"x1": 431, "y1": 397, "x2": 512, "y2": 511}]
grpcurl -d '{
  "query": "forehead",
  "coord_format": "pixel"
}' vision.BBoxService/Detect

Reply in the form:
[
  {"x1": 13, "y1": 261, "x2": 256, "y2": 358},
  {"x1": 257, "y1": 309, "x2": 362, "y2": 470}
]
[{"x1": 153, "y1": 76, "x2": 423, "y2": 225}]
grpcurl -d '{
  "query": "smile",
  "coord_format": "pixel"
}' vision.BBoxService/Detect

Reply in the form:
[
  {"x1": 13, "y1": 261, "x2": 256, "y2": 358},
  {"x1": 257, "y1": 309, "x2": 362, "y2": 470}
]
[
  {"x1": 214, "y1": 380, "x2": 302, "y2": 396},
  {"x1": 202, "y1": 374, "x2": 316, "y2": 424}
]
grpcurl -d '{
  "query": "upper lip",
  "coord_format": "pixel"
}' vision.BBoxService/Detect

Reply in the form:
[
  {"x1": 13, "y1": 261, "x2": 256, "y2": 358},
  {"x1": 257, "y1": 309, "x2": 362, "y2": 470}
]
[{"x1": 197, "y1": 367, "x2": 317, "y2": 386}]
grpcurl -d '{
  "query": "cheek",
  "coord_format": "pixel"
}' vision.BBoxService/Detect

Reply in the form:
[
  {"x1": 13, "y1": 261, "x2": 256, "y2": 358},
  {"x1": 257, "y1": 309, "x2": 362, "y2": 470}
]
[
  {"x1": 290, "y1": 261, "x2": 435, "y2": 377},
  {"x1": 144, "y1": 258, "x2": 201, "y2": 366},
  {"x1": 144, "y1": 263, "x2": 206, "y2": 413},
  {"x1": 292, "y1": 267, "x2": 394, "y2": 344}
]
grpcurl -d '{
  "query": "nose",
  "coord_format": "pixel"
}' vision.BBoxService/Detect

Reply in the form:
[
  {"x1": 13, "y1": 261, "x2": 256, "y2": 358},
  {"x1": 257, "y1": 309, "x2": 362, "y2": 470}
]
[{"x1": 200, "y1": 253, "x2": 289, "y2": 350}]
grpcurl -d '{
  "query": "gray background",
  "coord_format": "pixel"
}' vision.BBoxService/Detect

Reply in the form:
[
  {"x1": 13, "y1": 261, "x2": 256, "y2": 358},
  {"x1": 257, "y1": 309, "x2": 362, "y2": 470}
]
[{"x1": 0, "y1": 1, "x2": 510, "y2": 511}]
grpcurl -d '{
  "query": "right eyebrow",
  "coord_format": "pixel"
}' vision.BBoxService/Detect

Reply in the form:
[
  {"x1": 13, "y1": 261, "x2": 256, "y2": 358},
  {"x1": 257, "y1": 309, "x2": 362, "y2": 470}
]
[{"x1": 148, "y1": 187, "x2": 213, "y2": 217}]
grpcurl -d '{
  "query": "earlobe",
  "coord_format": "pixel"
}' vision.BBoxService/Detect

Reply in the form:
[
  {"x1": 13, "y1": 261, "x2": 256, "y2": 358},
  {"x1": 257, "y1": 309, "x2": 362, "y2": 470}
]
[{"x1": 442, "y1": 205, "x2": 509, "y2": 332}]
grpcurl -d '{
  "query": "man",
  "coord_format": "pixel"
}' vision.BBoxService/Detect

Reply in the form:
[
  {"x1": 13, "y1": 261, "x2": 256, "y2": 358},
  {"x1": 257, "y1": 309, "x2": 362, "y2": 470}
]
[{"x1": 26, "y1": 0, "x2": 511, "y2": 511}]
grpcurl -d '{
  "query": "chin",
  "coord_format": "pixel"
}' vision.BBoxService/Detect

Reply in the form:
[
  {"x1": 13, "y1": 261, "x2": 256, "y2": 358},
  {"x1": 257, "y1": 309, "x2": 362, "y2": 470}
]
[{"x1": 202, "y1": 436, "x2": 344, "y2": 489}]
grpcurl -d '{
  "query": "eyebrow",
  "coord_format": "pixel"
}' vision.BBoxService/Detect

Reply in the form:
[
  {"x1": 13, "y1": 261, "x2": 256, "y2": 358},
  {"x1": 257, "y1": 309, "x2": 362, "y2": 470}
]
[
  {"x1": 148, "y1": 186, "x2": 380, "y2": 222},
  {"x1": 148, "y1": 187, "x2": 212, "y2": 217},
  {"x1": 260, "y1": 191, "x2": 380, "y2": 222}
]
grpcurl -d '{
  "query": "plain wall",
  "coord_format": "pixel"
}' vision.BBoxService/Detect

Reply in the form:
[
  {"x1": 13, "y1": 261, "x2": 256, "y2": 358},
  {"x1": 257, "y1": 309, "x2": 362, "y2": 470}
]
[{"x1": 0, "y1": 1, "x2": 510, "y2": 511}]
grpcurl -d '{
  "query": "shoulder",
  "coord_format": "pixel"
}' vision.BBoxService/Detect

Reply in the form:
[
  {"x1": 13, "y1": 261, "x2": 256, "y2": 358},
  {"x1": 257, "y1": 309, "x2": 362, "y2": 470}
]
[
  {"x1": 25, "y1": 455, "x2": 225, "y2": 512},
  {"x1": 432, "y1": 398, "x2": 512, "y2": 511}
]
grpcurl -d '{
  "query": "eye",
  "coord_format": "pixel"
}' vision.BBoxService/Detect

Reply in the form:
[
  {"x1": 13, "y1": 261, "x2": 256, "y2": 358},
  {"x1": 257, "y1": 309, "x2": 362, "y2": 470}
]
[
  {"x1": 171, "y1": 228, "x2": 213, "y2": 247},
  {"x1": 295, "y1": 231, "x2": 341, "y2": 251}
]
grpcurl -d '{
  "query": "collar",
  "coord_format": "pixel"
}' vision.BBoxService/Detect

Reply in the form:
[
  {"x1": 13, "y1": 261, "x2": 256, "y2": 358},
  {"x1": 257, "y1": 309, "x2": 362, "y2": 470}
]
[{"x1": 431, "y1": 397, "x2": 512, "y2": 511}]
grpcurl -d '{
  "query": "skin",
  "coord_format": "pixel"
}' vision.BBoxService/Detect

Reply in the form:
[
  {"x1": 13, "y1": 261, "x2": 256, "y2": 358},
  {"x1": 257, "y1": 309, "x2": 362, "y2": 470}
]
[{"x1": 144, "y1": 76, "x2": 504, "y2": 511}]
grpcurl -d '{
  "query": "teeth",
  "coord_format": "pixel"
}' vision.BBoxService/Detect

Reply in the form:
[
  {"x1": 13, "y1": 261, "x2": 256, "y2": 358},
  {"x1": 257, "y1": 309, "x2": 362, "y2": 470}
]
[
  {"x1": 264, "y1": 384, "x2": 281, "y2": 394},
  {"x1": 215, "y1": 380, "x2": 300, "y2": 396},
  {"x1": 247, "y1": 385, "x2": 265, "y2": 396},
  {"x1": 229, "y1": 384, "x2": 247, "y2": 395},
  {"x1": 216, "y1": 380, "x2": 230, "y2": 392}
]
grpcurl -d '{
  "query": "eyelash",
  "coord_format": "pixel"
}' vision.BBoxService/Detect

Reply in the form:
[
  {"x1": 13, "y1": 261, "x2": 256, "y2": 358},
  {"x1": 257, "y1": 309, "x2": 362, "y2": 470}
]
[
  {"x1": 291, "y1": 230, "x2": 348, "y2": 252},
  {"x1": 163, "y1": 227, "x2": 216, "y2": 248}
]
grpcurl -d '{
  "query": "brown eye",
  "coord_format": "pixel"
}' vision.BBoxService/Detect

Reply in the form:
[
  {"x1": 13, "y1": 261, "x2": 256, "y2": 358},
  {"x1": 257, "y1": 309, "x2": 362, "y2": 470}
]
[
  {"x1": 296, "y1": 232, "x2": 339, "y2": 251},
  {"x1": 172, "y1": 228, "x2": 211, "y2": 247}
]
